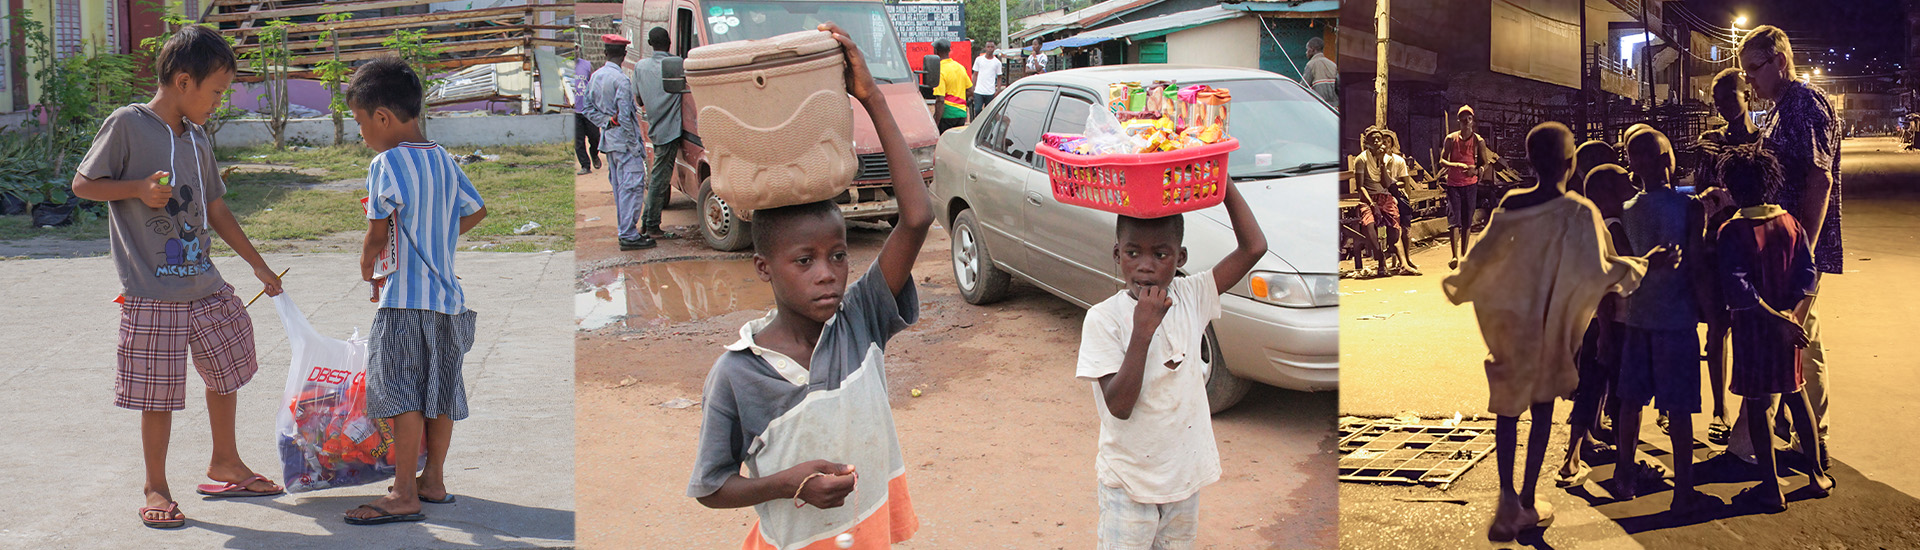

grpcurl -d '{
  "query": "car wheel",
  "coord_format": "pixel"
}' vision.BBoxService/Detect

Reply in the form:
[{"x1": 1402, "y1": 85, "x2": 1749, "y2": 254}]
[
  {"x1": 951, "y1": 208, "x2": 1012, "y2": 304},
  {"x1": 699, "y1": 177, "x2": 752, "y2": 252},
  {"x1": 1202, "y1": 325, "x2": 1252, "y2": 413}
]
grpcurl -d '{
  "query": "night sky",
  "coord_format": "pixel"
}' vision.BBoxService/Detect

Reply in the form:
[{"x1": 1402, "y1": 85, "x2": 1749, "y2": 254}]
[{"x1": 1682, "y1": 0, "x2": 1907, "y2": 76}]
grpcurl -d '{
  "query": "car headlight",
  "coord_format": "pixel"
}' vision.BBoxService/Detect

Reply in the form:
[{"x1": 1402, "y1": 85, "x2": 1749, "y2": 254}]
[
  {"x1": 1235, "y1": 271, "x2": 1339, "y2": 308},
  {"x1": 912, "y1": 145, "x2": 937, "y2": 173}
]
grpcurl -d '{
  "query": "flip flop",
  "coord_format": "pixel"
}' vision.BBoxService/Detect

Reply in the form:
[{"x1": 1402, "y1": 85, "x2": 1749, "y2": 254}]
[
  {"x1": 140, "y1": 501, "x2": 186, "y2": 529},
  {"x1": 344, "y1": 504, "x2": 426, "y2": 525},
  {"x1": 196, "y1": 474, "x2": 284, "y2": 498}
]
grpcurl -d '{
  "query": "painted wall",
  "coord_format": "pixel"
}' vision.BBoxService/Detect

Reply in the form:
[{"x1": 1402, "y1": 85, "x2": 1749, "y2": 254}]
[{"x1": 1165, "y1": 15, "x2": 1259, "y2": 69}]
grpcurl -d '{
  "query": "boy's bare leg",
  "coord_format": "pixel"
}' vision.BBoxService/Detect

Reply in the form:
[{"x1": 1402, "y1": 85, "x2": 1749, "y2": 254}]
[
  {"x1": 142, "y1": 411, "x2": 175, "y2": 513},
  {"x1": 1614, "y1": 405, "x2": 1644, "y2": 500},
  {"x1": 1745, "y1": 397, "x2": 1785, "y2": 507},
  {"x1": 1489, "y1": 414, "x2": 1522, "y2": 541},
  {"x1": 1706, "y1": 326, "x2": 1731, "y2": 429},
  {"x1": 1783, "y1": 391, "x2": 1833, "y2": 495},
  {"x1": 1668, "y1": 409, "x2": 1704, "y2": 510},
  {"x1": 418, "y1": 415, "x2": 455, "y2": 501},
  {"x1": 204, "y1": 389, "x2": 273, "y2": 490},
  {"x1": 1520, "y1": 402, "x2": 1555, "y2": 524},
  {"x1": 348, "y1": 412, "x2": 426, "y2": 519}
]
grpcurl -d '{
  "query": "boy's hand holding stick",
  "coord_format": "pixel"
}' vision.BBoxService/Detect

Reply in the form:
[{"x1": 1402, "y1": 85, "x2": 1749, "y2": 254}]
[{"x1": 245, "y1": 268, "x2": 289, "y2": 307}]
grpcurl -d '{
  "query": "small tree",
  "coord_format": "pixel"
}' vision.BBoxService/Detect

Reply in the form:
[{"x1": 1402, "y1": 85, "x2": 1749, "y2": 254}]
[
  {"x1": 382, "y1": 29, "x2": 446, "y2": 135},
  {"x1": 243, "y1": 19, "x2": 296, "y2": 150},
  {"x1": 315, "y1": 13, "x2": 353, "y2": 145},
  {"x1": 134, "y1": 4, "x2": 244, "y2": 147},
  {"x1": 8, "y1": 10, "x2": 89, "y2": 189}
]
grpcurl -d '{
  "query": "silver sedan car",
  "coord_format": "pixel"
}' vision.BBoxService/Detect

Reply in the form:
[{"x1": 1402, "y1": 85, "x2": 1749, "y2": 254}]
[{"x1": 931, "y1": 65, "x2": 1340, "y2": 412}]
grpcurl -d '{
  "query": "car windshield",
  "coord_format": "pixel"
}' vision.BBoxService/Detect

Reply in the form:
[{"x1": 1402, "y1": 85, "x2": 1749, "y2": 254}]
[
  {"x1": 702, "y1": 1, "x2": 914, "y2": 83},
  {"x1": 1200, "y1": 78, "x2": 1338, "y2": 179}
]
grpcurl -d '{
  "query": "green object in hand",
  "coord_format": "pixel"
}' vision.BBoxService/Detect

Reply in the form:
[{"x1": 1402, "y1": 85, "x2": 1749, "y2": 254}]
[{"x1": 157, "y1": 174, "x2": 172, "y2": 187}]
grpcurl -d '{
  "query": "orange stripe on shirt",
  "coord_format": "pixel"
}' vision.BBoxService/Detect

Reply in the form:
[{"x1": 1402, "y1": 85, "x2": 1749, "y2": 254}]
[{"x1": 741, "y1": 474, "x2": 918, "y2": 550}]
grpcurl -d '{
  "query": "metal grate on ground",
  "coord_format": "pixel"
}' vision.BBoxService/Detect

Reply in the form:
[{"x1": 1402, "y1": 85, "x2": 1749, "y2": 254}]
[{"x1": 1338, "y1": 417, "x2": 1497, "y2": 489}]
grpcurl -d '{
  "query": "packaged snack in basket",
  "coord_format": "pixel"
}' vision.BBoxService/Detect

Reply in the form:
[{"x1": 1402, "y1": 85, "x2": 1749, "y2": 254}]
[{"x1": 1108, "y1": 83, "x2": 1131, "y2": 113}]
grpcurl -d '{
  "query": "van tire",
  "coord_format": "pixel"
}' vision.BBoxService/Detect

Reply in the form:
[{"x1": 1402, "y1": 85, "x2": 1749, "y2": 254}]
[{"x1": 699, "y1": 177, "x2": 752, "y2": 251}]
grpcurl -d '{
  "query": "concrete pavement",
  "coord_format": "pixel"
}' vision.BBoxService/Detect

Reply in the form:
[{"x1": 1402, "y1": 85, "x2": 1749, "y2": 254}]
[
  {"x1": 1338, "y1": 137, "x2": 1920, "y2": 548},
  {"x1": 0, "y1": 251, "x2": 575, "y2": 550}
]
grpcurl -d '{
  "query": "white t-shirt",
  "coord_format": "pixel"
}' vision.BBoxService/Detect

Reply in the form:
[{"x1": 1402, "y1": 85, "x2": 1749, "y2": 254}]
[
  {"x1": 1027, "y1": 52, "x2": 1049, "y2": 74},
  {"x1": 974, "y1": 55, "x2": 1003, "y2": 95},
  {"x1": 1075, "y1": 270, "x2": 1223, "y2": 504}
]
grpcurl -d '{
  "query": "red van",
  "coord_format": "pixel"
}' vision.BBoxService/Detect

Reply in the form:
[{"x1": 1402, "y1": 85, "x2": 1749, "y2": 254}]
[{"x1": 623, "y1": 0, "x2": 942, "y2": 251}]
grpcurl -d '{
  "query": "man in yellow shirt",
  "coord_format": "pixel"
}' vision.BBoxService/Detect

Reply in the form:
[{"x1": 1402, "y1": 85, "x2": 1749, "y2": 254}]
[{"x1": 932, "y1": 39, "x2": 972, "y2": 133}]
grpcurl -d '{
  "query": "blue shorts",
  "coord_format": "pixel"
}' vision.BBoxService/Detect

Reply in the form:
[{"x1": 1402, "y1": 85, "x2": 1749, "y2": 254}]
[
  {"x1": 1445, "y1": 185, "x2": 1478, "y2": 228},
  {"x1": 1616, "y1": 326, "x2": 1701, "y2": 413}
]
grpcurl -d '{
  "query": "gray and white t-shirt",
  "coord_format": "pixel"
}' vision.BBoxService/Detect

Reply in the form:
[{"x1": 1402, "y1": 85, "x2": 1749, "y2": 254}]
[
  {"x1": 687, "y1": 261, "x2": 919, "y2": 498},
  {"x1": 76, "y1": 104, "x2": 228, "y2": 302}
]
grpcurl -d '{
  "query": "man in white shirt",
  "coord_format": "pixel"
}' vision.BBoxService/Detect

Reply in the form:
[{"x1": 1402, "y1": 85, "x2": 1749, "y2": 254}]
[{"x1": 970, "y1": 42, "x2": 1002, "y2": 121}]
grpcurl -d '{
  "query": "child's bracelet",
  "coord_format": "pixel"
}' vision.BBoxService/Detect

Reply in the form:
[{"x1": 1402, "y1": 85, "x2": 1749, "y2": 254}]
[{"x1": 793, "y1": 472, "x2": 827, "y2": 507}]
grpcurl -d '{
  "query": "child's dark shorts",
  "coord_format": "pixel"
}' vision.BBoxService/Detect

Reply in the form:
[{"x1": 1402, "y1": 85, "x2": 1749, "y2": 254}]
[
  {"x1": 367, "y1": 308, "x2": 478, "y2": 421},
  {"x1": 1615, "y1": 326, "x2": 1701, "y2": 413},
  {"x1": 114, "y1": 284, "x2": 258, "y2": 411},
  {"x1": 1445, "y1": 184, "x2": 1479, "y2": 228}
]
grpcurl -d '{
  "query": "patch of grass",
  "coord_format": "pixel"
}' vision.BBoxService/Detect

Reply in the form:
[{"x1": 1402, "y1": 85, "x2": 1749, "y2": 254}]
[
  {"x1": 456, "y1": 143, "x2": 575, "y2": 250},
  {"x1": 217, "y1": 143, "x2": 374, "y2": 179},
  {"x1": 0, "y1": 209, "x2": 110, "y2": 241}
]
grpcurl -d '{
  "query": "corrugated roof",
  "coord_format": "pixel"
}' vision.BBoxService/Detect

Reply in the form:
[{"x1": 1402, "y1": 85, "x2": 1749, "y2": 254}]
[
  {"x1": 1011, "y1": 0, "x2": 1164, "y2": 43},
  {"x1": 1042, "y1": 5, "x2": 1246, "y2": 50},
  {"x1": 1221, "y1": 0, "x2": 1339, "y2": 12}
]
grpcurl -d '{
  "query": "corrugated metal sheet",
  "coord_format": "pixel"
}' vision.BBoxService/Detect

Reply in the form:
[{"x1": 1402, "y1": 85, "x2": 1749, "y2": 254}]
[{"x1": 1043, "y1": 6, "x2": 1246, "y2": 51}]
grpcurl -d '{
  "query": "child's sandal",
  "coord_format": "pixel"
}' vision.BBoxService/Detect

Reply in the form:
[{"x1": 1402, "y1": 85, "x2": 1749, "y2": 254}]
[{"x1": 140, "y1": 501, "x2": 186, "y2": 529}]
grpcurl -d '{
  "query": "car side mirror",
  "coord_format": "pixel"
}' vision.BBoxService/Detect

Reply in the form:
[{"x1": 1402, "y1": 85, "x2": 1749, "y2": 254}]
[
  {"x1": 920, "y1": 54, "x2": 942, "y2": 88},
  {"x1": 662, "y1": 56, "x2": 687, "y2": 94}
]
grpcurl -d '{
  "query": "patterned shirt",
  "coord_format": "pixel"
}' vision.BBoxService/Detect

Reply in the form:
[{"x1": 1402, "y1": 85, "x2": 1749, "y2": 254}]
[
  {"x1": 1759, "y1": 80, "x2": 1842, "y2": 273},
  {"x1": 366, "y1": 142, "x2": 486, "y2": 315}
]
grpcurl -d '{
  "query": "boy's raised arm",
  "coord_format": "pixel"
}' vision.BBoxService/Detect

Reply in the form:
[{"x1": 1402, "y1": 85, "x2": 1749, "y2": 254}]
[
  {"x1": 206, "y1": 198, "x2": 282, "y2": 296},
  {"x1": 1210, "y1": 181, "x2": 1267, "y2": 294},
  {"x1": 822, "y1": 23, "x2": 932, "y2": 296}
]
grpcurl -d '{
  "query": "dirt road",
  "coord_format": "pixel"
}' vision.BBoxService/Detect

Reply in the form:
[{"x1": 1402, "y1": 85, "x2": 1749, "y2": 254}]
[{"x1": 571, "y1": 169, "x2": 1338, "y2": 548}]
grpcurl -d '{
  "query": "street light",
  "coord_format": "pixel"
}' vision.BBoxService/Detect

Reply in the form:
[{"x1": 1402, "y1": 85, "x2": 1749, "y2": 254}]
[{"x1": 1734, "y1": 15, "x2": 1747, "y2": 27}]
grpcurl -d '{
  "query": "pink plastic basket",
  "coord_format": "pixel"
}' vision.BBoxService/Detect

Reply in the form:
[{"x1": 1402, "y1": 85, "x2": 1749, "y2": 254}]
[{"x1": 1036, "y1": 137, "x2": 1239, "y2": 218}]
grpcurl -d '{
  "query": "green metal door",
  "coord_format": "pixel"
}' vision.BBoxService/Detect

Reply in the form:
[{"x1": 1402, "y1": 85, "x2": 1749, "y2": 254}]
[{"x1": 1138, "y1": 41, "x2": 1167, "y2": 64}]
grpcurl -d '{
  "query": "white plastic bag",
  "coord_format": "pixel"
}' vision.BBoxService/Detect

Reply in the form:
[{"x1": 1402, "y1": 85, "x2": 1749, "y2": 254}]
[{"x1": 273, "y1": 293, "x2": 399, "y2": 493}]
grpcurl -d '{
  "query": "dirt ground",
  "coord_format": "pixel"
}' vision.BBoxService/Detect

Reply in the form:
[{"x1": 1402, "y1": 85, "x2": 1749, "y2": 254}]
[{"x1": 571, "y1": 167, "x2": 1339, "y2": 548}]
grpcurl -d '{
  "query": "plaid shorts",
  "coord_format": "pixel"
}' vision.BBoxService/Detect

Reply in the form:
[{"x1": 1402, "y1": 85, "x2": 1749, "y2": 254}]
[
  {"x1": 114, "y1": 284, "x2": 258, "y2": 411},
  {"x1": 366, "y1": 308, "x2": 478, "y2": 421}
]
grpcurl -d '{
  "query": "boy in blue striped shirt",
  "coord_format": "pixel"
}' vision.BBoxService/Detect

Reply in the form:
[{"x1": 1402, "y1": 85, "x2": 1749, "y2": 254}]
[{"x1": 346, "y1": 58, "x2": 489, "y2": 526}]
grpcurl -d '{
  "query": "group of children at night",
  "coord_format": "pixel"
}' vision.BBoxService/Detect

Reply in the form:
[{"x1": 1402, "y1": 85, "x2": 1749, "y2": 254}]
[{"x1": 1439, "y1": 24, "x2": 1840, "y2": 542}]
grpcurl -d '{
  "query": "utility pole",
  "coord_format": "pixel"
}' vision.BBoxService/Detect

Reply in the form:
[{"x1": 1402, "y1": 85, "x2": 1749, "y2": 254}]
[
  {"x1": 1006, "y1": 0, "x2": 1021, "y2": 52},
  {"x1": 1375, "y1": 0, "x2": 1390, "y2": 129}
]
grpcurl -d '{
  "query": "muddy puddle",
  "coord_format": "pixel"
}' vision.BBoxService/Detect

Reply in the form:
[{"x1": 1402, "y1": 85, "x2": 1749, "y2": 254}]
[{"x1": 577, "y1": 259, "x2": 773, "y2": 330}]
